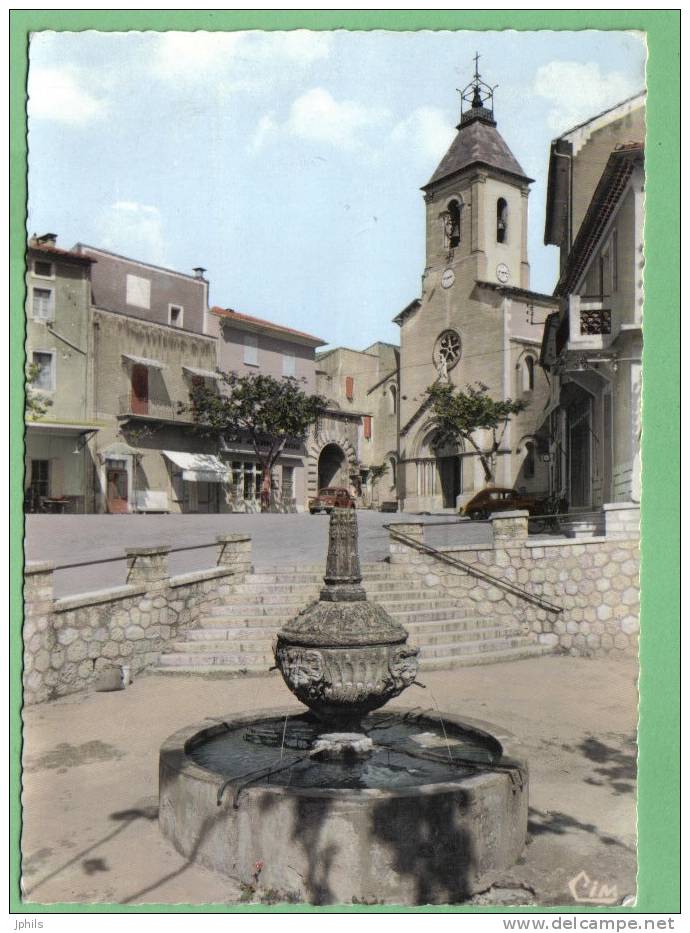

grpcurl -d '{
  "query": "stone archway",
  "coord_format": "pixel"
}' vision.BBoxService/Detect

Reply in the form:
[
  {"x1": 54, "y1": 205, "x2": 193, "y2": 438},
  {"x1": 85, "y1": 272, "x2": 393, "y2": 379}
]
[
  {"x1": 306, "y1": 425, "x2": 358, "y2": 499},
  {"x1": 318, "y1": 443, "x2": 348, "y2": 489}
]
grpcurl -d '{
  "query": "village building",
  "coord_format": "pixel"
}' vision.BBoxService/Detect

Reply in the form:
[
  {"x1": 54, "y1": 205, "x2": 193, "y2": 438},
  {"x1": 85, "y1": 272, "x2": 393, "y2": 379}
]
[
  {"x1": 208, "y1": 305, "x2": 326, "y2": 512},
  {"x1": 313, "y1": 342, "x2": 400, "y2": 506},
  {"x1": 394, "y1": 64, "x2": 557, "y2": 512},
  {"x1": 25, "y1": 234, "x2": 100, "y2": 513},
  {"x1": 540, "y1": 93, "x2": 645, "y2": 510},
  {"x1": 74, "y1": 244, "x2": 223, "y2": 514}
]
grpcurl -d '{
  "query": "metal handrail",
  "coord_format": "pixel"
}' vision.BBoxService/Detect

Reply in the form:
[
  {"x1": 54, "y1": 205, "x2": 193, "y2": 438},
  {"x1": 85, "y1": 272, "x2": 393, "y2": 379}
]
[
  {"x1": 48, "y1": 540, "x2": 221, "y2": 572},
  {"x1": 384, "y1": 524, "x2": 563, "y2": 615}
]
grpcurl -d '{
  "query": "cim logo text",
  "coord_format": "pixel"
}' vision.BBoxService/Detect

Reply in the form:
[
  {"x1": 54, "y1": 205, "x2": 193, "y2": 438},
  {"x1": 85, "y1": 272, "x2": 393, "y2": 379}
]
[{"x1": 568, "y1": 870, "x2": 618, "y2": 905}]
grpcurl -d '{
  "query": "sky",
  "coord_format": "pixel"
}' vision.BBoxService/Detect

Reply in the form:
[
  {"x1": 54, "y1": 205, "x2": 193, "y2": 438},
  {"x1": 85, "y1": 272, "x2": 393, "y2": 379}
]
[{"x1": 27, "y1": 29, "x2": 646, "y2": 350}]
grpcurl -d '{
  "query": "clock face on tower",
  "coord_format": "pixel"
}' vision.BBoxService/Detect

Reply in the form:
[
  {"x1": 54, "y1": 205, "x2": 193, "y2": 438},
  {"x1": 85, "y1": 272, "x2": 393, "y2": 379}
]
[
  {"x1": 441, "y1": 268, "x2": 455, "y2": 289},
  {"x1": 496, "y1": 263, "x2": 511, "y2": 284}
]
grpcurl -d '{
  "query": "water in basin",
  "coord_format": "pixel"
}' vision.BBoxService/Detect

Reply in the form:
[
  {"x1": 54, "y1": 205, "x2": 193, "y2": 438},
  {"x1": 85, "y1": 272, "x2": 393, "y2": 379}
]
[{"x1": 187, "y1": 712, "x2": 502, "y2": 790}]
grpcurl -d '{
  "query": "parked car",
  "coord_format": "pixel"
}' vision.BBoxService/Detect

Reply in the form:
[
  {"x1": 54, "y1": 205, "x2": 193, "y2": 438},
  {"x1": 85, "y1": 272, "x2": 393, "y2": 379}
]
[
  {"x1": 462, "y1": 487, "x2": 546, "y2": 520},
  {"x1": 309, "y1": 487, "x2": 357, "y2": 514}
]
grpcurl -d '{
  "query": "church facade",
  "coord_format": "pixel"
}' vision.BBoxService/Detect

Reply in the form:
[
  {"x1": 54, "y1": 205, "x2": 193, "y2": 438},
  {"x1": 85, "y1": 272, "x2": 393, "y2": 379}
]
[{"x1": 395, "y1": 67, "x2": 557, "y2": 512}]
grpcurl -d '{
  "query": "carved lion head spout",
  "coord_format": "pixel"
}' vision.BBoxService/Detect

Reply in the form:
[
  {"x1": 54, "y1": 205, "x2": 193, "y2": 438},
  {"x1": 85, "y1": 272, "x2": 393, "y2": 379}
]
[
  {"x1": 278, "y1": 647, "x2": 324, "y2": 690},
  {"x1": 389, "y1": 645, "x2": 420, "y2": 690}
]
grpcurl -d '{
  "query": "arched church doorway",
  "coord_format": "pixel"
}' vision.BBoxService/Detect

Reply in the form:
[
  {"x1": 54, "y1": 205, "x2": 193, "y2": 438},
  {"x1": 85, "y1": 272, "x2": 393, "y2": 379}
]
[
  {"x1": 318, "y1": 443, "x2": 348, "y2": 490},
  {"x1": 416, "y1": 430, "x2": 463, "y2": 509}
]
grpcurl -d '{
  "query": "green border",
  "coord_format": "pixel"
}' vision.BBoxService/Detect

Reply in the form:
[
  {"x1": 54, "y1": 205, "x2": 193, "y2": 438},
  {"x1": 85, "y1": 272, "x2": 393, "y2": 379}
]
[{"x1": 9, "y1": 9, "x2": 680, "y2": 915}]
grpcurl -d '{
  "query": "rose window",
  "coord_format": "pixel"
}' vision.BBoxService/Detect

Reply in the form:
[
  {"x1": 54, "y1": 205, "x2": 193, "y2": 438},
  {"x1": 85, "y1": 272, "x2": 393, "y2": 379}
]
[{"x1": 433, "y1": 330, "x2": 462, "y2": 373}]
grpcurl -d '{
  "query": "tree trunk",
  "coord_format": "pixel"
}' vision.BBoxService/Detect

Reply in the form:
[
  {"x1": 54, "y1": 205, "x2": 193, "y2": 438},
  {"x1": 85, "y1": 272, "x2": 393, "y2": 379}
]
[{"x1": 260, "y1": 464, "x2": 272, "y2": 513}]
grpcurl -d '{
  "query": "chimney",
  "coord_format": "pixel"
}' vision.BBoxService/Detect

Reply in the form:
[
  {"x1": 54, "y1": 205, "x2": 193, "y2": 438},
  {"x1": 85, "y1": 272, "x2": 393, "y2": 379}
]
[
  {"x1": 193, "y1": 267, "x2": 206, "y2": 280},
  {"x1": 37, "y1": 233, "x2": 58, "y2": 247}
]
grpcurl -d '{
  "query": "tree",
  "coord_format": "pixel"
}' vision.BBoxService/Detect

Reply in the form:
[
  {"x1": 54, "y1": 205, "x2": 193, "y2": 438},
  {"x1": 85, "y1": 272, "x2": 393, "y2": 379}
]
[
  {"x1": 187, "y1": 372, "x2": 326, "y2": 512},
  {"x1": 25, "y1": 362, "x2": 51, "y2": 420},
  {"x1": 367, "y1": 462, "x2": 389, "y2": 506},
  {"x1": 425, "y1": 381, "x2": 527, "y2": 484}
]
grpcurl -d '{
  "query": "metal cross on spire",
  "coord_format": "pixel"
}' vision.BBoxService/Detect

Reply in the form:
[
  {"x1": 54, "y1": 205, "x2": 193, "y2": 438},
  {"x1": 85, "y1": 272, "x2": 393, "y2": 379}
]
[{"x1": 457, "y1": 53, "x2": 498, "y2": 125}]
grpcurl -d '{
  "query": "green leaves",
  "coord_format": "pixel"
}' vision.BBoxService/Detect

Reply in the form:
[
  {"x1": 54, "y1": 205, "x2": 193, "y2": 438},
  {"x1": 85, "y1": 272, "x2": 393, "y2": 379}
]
[
  {"x1": 187, "y1": 371, "x2": 326, "y2": 468},
  {"x1": 425, "y1": 381, "x2": 528, "y2": 482}
]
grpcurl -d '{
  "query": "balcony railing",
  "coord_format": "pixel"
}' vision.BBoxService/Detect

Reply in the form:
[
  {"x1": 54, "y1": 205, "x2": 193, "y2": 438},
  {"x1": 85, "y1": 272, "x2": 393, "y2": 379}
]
[
  {"x1": 118, "y1": 394, "x2": 194, "y2": 423},
  {"x1": 579, "y1": 308, "x2": 612, "y2": 336}
]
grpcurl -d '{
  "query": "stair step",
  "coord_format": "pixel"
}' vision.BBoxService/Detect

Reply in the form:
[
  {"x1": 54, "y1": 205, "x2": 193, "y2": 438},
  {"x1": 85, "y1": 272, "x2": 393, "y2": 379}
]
[
  {"x1": 235, "y1": 582, "x2": 321, "y2": 594},
  {"x1": 419, "y1": 644, "x2": 552, "y2": 669},
  {"x1": 158, "y1": 651, "x2": 274, "y2": 667},
  {"x1": 152, "y1": 664, "x2": 277, "y2": 677},
  {"x1": 417, "y1": 635, "x2": 535, "y2": 659},
  {"x1": 187, "y1": 625, "x2": 278, "y2": 640}
]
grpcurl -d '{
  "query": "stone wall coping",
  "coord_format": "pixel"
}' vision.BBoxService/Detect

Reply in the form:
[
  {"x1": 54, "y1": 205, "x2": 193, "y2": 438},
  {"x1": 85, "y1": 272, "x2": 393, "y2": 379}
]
[
  {"x1": 432, "y1": 534, "x2": 638, "y2": 557},
  {"x1": 54, "y1": 584, "x2": 148, "y2": 613},
  {"x1": 169, "y1": 566, "x2": 238, "y2": 588},
  {"x1": 216, "y1": 534, "x2": 252, "y2": 543},
  {"x1": 524, "y1": 535, "x2": 639, "y2": 548},
  {"x1": 125, "y1": 546, "x2": 172, "y2": 556},
  {"x1": 436, "y1": 543, "x2": 496, "y2": 554},
  {"x1": 602, "y1": 502, "x2": 640, "y2": 512},
  {"x1": 25, "y1": 561, "x2": 55, "y2": 574},
  {"x1": 490, "y1": 510, "x2": 529, "y2": 519}
]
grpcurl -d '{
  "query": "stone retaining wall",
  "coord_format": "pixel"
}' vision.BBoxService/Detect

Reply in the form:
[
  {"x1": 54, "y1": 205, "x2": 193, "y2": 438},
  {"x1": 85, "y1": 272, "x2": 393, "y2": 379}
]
[
  {"x1": 23, "y1": 534, "x2": 252, "y2": 705},
  {"x1": 389, "y1": 511, "x2": 639, "y2": 658}
]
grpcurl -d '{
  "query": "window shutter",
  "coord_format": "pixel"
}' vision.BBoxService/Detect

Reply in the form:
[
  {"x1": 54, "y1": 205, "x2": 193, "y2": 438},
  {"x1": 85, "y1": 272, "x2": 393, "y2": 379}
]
[
  {"x1": 363, "y1": 415, "x2": 372, "y2": 439},
  {"x1": 50, "y1": 458, "x2": 64, "y2": 497},
  {"x1": 345, "y1": 376, "x2": 354, "y2": 400}
]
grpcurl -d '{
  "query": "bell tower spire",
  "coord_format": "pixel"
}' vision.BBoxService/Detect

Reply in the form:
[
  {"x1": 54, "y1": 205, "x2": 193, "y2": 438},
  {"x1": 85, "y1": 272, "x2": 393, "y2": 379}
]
[{"x1": 457, "y1": 52, "x2": 498, "y2": 128}]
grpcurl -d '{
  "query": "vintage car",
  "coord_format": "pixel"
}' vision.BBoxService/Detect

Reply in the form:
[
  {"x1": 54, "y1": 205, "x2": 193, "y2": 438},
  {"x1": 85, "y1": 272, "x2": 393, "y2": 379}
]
[
  {"x1": 309, "y1": 487, "x2": 357, "y2": 514},
  {"x1": 462, "y1": 487, "x2": 545, "y2": 521}
]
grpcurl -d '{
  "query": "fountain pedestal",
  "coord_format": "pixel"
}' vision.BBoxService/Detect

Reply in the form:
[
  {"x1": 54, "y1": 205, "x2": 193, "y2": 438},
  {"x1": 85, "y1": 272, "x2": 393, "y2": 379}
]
[{"x1": 274, "y1": 509, "x2": 419, "y2": 728}]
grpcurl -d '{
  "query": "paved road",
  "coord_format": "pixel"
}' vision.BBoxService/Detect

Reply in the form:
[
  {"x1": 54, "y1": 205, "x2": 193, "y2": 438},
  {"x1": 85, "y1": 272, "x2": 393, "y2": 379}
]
[{"x1": 25, "y1": 511, "x2": 492, "y2": 597}]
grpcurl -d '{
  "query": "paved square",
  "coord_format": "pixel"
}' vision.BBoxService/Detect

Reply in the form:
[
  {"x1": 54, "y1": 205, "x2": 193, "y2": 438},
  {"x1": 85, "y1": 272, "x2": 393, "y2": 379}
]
[{"x1": 21, "y1": 656, "x2": 637, "y2": 906}]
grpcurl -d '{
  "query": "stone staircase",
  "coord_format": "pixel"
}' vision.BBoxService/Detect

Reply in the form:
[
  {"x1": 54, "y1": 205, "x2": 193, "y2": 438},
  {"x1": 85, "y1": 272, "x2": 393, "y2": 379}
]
[{"x1": 154, "y1": 562, "x2": 551, "y2": 676}]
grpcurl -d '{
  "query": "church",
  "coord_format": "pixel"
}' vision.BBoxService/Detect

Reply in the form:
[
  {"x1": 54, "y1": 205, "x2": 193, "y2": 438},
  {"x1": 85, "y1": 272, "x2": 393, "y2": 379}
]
[{"x1": 394, "y1": 62, "x2": 557, "y2": 512}]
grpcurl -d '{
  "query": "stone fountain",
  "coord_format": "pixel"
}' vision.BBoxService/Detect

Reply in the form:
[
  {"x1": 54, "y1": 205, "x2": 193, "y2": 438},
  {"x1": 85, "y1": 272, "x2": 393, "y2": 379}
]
[{"x1": 159, "y1": 510, "x2": 528, "y2": 905}]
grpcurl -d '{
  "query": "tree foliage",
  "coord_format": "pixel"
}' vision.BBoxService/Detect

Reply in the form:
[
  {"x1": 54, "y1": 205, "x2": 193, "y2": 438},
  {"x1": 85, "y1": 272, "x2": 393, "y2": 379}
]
[
  {"x1": 425, "y1": 381, "x2": 527, "y2": 483},
  {"x1": 367, "y1": 462, "x2": 389, "y2": 503},
  {"x1": 25, "y1": 362, "x2": 51, "y2": 420},
  {"x1": 186, "y1": 372, "x2": 326, "y2": 510}
]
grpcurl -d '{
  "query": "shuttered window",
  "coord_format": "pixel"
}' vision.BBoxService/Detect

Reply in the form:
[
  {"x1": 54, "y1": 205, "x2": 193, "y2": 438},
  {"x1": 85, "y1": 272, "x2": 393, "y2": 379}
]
[
  {"x1": 32, "y1": 287, "x2": 54, "y2": 321},
  {"x1": 345, "y1": 376, "x2": 354, "y2": 400},
  {"x1": 363, "y1": 416, "x2": 372, "y2": 439}
]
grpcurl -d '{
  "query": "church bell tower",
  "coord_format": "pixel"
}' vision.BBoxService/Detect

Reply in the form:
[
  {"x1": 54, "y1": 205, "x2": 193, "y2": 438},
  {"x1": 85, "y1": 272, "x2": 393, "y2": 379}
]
[
  {"x1": 421, "y1": 54, "x2": 533, "y2": 292},
  {"x1": 396, "y1": 57, "x2": 550, "y2": 513}
]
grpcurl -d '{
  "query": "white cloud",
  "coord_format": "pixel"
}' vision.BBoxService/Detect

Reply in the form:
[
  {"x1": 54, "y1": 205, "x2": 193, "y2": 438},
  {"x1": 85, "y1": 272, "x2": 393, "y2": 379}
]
[
  {"x1": 150, "y1": 30, "x2": 331, "y2": 85},
  {"x1": 252, "y1": 88, "x2": 385, "y2": 152},
  {"x1": 390, "y1": 107, "x2": 455, "y2": 162},
  {"x1": 97, "y1": 202, "x2": 167, "y2": 266},
  {"x1": 28, "y1": 66, "x2": 107, "y2": 125},
  {"x1": 534, "y1": 61, "x2": 640, "y2": 134},
  {"x1": 249, "y1": 113, "x2": 278, "y2": 153}
]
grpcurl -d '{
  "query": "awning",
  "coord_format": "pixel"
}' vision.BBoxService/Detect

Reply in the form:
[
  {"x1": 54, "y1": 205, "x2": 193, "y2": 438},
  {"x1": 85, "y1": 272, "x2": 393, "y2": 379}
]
[
  {"x1": 183, "y1": 365, "x2": 219, "y2": 381},
  {"x1": 25, "y1": 420, "x2": 101, "y2": 436},
  {"x1": 122, "y1": 353, "x2": 166, "y2": 369},
  {"x1": 163, "y1": 450, "x2": 229, "y2": 483}
]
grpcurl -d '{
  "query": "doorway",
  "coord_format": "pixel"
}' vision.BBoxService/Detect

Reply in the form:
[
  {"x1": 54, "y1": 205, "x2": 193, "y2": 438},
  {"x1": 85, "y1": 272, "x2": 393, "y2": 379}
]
[
  {"x1": 438, "y1": 456, "x2": 462, "y2": 508},
  {"x1": 318, "y1": 443, "x2": 347, "y2": 489},
  {"x1": 130, "y1": 364, "x2": 149, "y2": 415},
  {"x1": 106, "y1": 460, "x2": 129, "y2": 513},
  {"x1": 568, "y1": 396, "x2": 592, "y2": 509}
]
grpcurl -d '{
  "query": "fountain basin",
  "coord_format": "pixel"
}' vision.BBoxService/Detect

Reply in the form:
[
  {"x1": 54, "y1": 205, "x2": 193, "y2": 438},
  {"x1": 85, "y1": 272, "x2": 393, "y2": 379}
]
[{"x1": 159, "y1": 707, "x2": 528, "y2": 905}]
